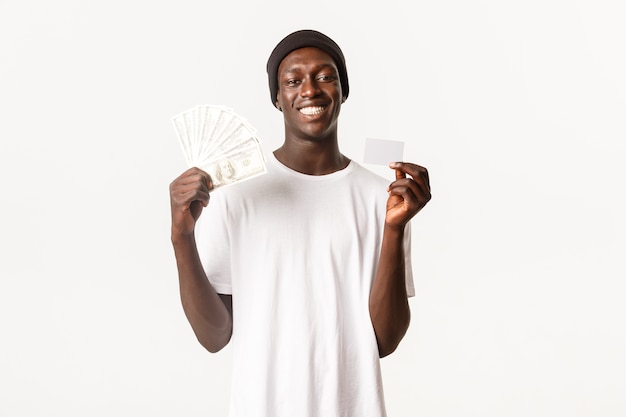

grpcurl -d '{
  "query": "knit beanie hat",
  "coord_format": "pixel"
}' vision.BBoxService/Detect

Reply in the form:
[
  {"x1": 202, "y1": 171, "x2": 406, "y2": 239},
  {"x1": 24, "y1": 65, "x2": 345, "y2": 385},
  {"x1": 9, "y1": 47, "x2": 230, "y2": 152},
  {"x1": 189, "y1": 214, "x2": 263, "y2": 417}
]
[{"x1": 266, "y1": 29, "x2": 349, "y2": 108}]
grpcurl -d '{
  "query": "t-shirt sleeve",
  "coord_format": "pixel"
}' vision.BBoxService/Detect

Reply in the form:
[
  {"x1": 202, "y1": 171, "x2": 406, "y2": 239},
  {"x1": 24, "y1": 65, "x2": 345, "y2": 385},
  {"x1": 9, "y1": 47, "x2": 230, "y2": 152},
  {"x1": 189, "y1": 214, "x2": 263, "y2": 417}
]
[{"x1": 194, "y1": 191, "x2": 233, "y2": 295}]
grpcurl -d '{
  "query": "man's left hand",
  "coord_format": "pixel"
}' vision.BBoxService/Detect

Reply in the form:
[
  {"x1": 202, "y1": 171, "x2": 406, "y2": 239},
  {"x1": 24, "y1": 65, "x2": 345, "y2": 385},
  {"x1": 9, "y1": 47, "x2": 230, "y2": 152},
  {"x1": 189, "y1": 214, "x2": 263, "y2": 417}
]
[{"x1": 385, "y1": 162, "x2": 431, "y2": 229}]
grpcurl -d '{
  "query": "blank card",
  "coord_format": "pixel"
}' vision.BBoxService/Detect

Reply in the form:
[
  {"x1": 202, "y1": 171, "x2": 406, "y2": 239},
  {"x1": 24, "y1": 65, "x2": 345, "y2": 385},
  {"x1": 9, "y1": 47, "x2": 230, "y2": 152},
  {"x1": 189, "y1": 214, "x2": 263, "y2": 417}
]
[{"x1": 363, "y1": 138, "x2": 404, "y2": 165}]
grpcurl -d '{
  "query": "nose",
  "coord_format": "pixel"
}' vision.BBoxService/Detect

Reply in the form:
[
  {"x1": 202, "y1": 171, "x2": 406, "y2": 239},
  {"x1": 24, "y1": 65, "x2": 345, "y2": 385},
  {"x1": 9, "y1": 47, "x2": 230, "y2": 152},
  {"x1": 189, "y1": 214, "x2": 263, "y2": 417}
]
[{"x1": 300, "y1": 77, "x2": 321, "y2": 98}]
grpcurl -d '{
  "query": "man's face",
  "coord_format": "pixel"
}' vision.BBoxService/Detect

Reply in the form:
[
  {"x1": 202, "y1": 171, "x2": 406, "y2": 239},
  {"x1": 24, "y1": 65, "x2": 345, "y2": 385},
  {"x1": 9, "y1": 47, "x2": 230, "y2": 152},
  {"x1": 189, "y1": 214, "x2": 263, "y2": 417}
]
[{"x1": 275, "y1": 47, "x2": 344, "y2": 141}]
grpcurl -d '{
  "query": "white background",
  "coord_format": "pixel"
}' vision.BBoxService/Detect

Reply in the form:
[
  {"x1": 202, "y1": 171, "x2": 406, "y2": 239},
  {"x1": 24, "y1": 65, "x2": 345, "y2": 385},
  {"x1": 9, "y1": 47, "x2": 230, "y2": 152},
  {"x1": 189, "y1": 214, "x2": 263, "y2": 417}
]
[{"x1": 1, "y1": 0, "x2": 625, "y2": 416}]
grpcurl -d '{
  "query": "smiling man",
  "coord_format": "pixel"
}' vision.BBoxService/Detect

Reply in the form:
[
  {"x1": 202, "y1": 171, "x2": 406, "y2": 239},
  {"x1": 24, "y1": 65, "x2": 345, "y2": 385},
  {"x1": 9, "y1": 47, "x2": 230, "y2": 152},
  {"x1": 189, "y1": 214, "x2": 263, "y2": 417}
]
[{"x1": 169, "y1": 29, "x2": 431, "y2": 417}]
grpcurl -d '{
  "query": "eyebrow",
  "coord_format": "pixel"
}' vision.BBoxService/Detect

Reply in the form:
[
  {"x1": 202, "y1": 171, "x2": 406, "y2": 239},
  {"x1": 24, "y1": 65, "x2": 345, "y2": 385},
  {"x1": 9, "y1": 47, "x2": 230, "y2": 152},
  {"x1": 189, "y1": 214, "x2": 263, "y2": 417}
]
[{"x1": 281, "y1": 63, "x2": 337, "y2": 75}]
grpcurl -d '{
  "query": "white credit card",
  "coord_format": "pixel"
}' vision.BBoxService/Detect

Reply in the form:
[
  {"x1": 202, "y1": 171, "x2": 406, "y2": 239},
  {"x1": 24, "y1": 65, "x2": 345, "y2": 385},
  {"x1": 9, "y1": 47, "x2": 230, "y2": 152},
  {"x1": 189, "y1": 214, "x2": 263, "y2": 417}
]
[{"x1": 363, "y1": 138, "x2": 404, "y2": 165}]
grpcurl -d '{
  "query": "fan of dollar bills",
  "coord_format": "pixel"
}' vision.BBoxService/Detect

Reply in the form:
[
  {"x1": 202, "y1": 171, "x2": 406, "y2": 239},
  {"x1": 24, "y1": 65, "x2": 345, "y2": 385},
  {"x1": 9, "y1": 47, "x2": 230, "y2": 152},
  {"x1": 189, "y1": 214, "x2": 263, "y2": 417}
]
[{"x1": 171, "y1": 104, "x2": 267, "y2": 189}]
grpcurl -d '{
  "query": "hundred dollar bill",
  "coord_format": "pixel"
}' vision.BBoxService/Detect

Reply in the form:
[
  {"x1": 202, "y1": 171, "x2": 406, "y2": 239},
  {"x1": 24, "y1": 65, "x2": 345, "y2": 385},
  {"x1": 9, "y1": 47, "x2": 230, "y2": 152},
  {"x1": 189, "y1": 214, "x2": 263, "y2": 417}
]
[{"x1": 200, "y1": 137, "x2": 267, "y2": 189}]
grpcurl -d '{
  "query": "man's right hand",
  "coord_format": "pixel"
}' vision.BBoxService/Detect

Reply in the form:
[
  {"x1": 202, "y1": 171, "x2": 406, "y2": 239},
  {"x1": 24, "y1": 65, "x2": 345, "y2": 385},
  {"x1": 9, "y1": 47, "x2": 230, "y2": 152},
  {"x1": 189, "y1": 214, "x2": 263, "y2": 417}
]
[
  {"x1": 169, "y1": 167, "x2": 232, "y2": 353},
  {"x1": 169, "y1": 167, "x2": 213, "y2": 239}
]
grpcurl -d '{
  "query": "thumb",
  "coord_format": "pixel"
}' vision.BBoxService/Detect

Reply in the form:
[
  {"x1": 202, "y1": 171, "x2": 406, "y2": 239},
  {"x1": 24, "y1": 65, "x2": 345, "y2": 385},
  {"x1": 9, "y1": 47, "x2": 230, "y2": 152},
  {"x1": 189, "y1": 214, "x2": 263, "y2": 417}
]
[{"x1": 390, "y1": 162, "x2": 406, "y2": 180}]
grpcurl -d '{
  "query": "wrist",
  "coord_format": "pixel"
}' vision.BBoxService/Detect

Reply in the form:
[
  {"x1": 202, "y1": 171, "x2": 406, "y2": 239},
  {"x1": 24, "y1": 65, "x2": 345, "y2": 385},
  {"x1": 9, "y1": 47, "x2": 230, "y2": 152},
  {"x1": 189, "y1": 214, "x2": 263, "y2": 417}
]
[
  {"x1": 171, "y1": 229, "x2": 195, "y2": 246},
  {"x1": 383, "y1": 223, "x2": 405, "y2": 237}
]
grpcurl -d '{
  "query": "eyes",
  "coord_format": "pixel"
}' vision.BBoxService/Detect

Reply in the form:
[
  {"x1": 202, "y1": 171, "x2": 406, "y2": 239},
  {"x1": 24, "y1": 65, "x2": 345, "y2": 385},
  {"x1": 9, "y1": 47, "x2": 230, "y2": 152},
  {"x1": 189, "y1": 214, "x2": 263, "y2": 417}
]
[{"x1": 282, "y1": 73, "x2": 338, "y2": 87}]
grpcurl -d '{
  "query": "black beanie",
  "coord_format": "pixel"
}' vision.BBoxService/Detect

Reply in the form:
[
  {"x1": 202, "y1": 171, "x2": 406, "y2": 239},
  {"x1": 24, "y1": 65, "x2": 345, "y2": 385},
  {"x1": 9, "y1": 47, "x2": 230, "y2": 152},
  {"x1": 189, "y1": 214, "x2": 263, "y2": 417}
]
[{"x1": 266, "y1": 29, "x2": 349, "y2": 108}]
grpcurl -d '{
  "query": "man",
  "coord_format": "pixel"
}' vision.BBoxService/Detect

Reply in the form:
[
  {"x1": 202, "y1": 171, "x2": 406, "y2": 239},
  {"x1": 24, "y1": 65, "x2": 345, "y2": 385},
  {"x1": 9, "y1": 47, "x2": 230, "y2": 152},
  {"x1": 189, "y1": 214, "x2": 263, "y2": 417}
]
[{"x1": 169, "y1": 29, "x2": 431, "y2": 417}]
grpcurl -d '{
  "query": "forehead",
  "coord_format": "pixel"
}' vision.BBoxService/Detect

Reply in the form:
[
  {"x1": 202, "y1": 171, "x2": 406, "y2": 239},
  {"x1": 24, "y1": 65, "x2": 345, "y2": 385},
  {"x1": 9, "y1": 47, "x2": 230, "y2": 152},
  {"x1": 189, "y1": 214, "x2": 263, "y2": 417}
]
[{"x1": 277, "y1": 47, "x2": 338, "y2": 74}]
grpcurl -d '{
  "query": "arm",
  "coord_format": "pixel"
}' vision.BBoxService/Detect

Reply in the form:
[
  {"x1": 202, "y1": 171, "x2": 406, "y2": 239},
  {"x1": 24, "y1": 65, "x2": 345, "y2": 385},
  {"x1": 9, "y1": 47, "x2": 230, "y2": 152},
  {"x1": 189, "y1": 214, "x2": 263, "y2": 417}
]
[
  {"x1": 369, "y1": 162, "x2": 431, "y2": 358},
  {"x1": 170, "y1": 167, "x2": 233, "y2": 353}
]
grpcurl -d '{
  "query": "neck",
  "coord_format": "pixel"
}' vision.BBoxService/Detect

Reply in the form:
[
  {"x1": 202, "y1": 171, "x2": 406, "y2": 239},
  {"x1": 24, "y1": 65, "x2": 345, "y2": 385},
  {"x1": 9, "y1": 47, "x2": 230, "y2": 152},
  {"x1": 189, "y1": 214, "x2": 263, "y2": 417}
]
[{"x1": 274, "y1": 138, "x2": 350, "y2": 175}]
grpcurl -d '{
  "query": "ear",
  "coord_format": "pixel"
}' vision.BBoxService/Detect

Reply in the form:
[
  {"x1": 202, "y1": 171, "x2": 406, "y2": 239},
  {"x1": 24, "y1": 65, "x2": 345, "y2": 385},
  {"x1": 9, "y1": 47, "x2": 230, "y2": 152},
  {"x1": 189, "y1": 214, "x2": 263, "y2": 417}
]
[
  {"x1": 275, "y1": 99, "x2": 282, "y2": 111},
  {"x1": 341, "y1": 96, "x2": 347, "y2": 103}
]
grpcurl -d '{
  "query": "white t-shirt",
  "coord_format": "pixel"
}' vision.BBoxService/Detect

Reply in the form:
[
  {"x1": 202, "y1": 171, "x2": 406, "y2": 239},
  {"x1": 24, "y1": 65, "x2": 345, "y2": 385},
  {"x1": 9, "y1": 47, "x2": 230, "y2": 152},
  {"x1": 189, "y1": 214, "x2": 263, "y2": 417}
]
[{"x1": 196, "y1": 152, "x2": 414, "y2": 417}]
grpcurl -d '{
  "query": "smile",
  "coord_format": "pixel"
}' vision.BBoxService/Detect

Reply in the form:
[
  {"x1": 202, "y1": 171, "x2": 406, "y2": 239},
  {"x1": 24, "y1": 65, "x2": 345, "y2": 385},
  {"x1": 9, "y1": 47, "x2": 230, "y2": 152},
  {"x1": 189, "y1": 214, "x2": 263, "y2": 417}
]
[{"x1": 298, "y1": 106, "x2": 326, "y2": 115}]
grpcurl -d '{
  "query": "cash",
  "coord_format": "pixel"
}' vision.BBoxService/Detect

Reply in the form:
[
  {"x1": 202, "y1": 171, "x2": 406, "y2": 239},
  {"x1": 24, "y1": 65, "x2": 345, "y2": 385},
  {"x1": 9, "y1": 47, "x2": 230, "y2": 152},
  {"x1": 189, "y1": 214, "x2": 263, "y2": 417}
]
[{"x1": 171, "y1": 104, "x2": 267, "y2": 189}]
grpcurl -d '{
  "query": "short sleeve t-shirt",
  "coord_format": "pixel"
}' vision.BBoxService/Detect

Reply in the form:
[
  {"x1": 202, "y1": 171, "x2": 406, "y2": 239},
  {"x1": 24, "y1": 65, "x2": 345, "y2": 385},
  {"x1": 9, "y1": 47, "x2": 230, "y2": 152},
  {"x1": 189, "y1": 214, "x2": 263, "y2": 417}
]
[{"x1": 196, "y1": 153, "x2": 414, "y2": 417}]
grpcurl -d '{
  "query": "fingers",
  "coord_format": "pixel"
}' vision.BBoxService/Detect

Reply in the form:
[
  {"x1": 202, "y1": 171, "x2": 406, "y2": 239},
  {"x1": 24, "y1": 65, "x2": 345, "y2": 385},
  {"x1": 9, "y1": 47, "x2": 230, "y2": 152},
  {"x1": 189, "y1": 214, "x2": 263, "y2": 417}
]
[
  {"x1": 172, "y1": 167, "x2": 213, "y2": 190},
  {"x1": 389, "y1": 162, "x2": 429, "y2": 188},
  {"x1": 170, "y1": 167, "x2": 214, "y2": 209},
  {"x1": 390, "y1": 161, "x2": 430, "y2": 191},
  {"x1": 388, "y1": 161, "x2": 432, "y2": 208}
]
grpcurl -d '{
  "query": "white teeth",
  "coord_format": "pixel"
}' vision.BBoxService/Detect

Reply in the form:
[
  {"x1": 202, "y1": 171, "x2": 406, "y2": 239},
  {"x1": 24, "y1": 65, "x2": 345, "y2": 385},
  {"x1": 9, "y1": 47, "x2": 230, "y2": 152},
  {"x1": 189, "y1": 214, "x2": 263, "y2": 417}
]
[{"x1": 299, "y1": 106, "x2": 325, "y2": 115}]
